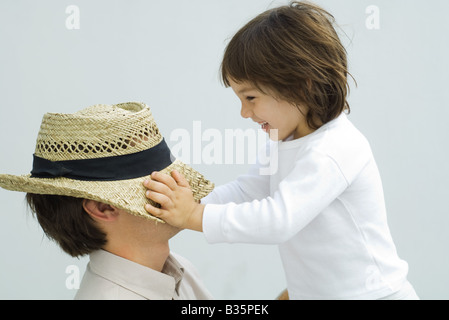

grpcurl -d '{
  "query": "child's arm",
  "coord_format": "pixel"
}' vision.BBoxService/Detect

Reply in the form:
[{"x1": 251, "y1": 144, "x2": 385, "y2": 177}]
[
  {"x1": 144, "y1": 140, "x2": 273, "y2": 229},
  {"x1": 200, "y1": 141, "x2": 272, "y2": 205},
  {"x1": 201, "y1": 151, "x2": 348, "y2": 244},
  {"x1": 200, "y1": 166, "x2": 270, "y2": 205},
  {"x1": 144, "y1": 149, "x2": 349, "y2": 243},
  {"x1": 143, "y1": 162, "x2": 270, "y2": 230}
]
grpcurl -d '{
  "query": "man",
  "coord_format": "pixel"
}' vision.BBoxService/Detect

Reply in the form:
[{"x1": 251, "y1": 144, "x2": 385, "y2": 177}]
[
  {"x1": 0, "y1": 102, "x2": 215, "y2": 300},
  {"x1": 76, "y1": 197, "x2": 212, "y2": 299}
]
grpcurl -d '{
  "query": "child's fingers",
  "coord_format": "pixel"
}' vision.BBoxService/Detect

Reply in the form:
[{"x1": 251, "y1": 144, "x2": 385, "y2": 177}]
[
  {"x1": 145, "y1": 190, "x2": 172, "y2": 209},
  {"x1": 144, "y1": 203, "x2": 165, "y2": 218},
  {"x1": 171, "y1": 170, "x2": 190, "y2": 188},
  {"x1": 143, "y1": 178, "x2": 172, "y2": 196},
  {"x1": 149, "y1": 171, "x2": 177, "y2": 190}
]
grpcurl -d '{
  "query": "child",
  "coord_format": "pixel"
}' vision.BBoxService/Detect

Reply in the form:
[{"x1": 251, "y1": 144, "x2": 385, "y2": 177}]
[{"x1": 143, "y1": 1, "x2": 418, "y2": 300}]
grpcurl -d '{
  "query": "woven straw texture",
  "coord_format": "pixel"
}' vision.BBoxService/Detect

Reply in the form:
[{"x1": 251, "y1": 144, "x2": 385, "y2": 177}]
[
  {"x1": 35, "y1": 102, "x2": 162, "y2": 161},
  {"x1": 0, "y1": 102, "x2": 214, "y2": 222}
]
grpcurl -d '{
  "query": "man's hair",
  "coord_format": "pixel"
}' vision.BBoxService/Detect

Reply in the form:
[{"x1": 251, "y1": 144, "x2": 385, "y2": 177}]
[
  {"x1": 25, "y1": 193, "x2": 107, "y2": 258},
  {"x1": 221, "y1": 1, "x2": 354, "y2": 129}
]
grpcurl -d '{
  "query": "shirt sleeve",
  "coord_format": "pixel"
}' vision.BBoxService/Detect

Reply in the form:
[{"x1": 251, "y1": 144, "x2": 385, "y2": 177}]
[
  {"x1": 200, "y1": 141, "x2": 272, "y2": 205},
  {"x1": 202, "y1": 149, "x2": 349, "y2": 244}
]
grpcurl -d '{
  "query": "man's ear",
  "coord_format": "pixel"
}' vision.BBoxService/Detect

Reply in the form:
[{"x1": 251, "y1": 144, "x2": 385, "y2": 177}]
[{"x1": 82, "y1": 199, "x2": 119, "y2": 222}]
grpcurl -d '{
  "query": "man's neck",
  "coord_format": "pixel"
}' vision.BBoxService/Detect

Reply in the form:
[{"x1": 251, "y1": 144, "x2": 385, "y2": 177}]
[
  {"x1": 98, "y1": 210, "x2": 180, "y2": 273},
  {"x1": 104, "y1": 241, "x2": 170, "y2": 272}
]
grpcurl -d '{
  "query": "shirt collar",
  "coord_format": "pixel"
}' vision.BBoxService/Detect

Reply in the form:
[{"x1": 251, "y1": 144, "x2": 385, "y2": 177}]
[
  {"x1": 162, "y1": 254, "x2": 184, "y2": 296},
  {"x1": 88, "y1": 249, "x2": 185, "y2": 300}
]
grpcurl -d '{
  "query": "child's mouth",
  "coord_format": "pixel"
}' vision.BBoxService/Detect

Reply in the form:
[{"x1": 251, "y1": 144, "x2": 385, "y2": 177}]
[{"x1": 261, "y1": 122, "x2": 269, "y2": 132}]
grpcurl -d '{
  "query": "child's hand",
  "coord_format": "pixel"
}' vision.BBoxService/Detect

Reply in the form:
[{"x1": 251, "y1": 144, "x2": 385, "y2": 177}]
[{"x1": 143, "y1": 170, "x2": 204, "y2": 231}]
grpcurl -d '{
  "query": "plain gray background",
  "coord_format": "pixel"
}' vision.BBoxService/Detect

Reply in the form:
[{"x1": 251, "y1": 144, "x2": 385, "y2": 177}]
[{"x1": 0, "y1": 0, "x2": 448, "y2": 299}]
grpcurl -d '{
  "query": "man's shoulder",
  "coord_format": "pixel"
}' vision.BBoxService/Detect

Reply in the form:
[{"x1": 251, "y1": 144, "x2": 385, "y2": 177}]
[
  {"x1": 74, "y1": 263, "x2": 145, "y2": 300},
  {"x1": 170, "y1": 252, "x2": 196, "y2": 269},
  {"x1": 74, "y1": 251, "x2": 213, "y2": 300},
  {"x1": 169, "y1": 252, "x2": 214, "y2": 300}
]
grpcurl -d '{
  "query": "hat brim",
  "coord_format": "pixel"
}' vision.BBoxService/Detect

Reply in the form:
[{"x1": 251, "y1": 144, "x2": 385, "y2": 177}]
[{"x1": 0, "y1": 159, "x2": 214, "y2": 223}]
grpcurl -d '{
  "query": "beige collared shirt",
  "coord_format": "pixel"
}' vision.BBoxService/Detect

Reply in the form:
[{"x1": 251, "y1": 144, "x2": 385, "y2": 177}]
[{"x1": 74, "y1": 250, "x2": 213, "y2": 300}]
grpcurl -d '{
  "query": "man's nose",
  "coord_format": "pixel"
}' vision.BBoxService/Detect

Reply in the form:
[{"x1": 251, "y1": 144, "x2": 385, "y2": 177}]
[{"x1": 240, "y1": 103, "x2": 253, "y2": 119}]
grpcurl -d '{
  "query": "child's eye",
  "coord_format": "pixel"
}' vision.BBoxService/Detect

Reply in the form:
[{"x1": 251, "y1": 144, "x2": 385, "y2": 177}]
[{"x1": 246, "y1": 96, "x2": 255, "y2": 101}]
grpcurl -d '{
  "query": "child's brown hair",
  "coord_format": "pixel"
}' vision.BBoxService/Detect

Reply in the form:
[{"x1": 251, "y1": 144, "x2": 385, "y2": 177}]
[{"x1": 221, "y1": 1, "x2": 353, "y2": 129}]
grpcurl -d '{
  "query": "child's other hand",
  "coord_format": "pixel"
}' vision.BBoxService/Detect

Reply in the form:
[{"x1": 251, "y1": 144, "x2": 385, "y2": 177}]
[{"x1": 143, "y1": 170, "x2": 204, "y2": 231}]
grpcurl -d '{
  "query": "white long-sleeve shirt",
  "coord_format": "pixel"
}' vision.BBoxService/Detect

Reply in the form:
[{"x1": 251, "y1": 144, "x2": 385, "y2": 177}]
[{"x1": 201, "y1": 113, "x2": 410, "y2": 299}]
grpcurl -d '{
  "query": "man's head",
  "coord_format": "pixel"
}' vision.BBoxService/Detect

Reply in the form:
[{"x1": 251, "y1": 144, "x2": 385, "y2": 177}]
[
  {"x1": 1, "y1": 102, "x2": 213, "y2": 257},
  {"x1": 26, "y1": 194, "x2": 106, "y2": 257},
  {"x1": 26, "y1": 193, "x2": 181, "y2": 258}
]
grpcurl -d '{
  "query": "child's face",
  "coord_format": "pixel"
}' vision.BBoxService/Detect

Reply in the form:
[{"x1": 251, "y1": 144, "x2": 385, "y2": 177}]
[{"x1": 229, "y1": 80, "x2": 314, "y2": 141}]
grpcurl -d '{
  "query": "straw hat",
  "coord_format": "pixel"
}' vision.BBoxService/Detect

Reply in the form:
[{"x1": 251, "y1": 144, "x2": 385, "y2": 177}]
[{"x1": 0, "y1": 102, "x2": 214, "y2": 222}]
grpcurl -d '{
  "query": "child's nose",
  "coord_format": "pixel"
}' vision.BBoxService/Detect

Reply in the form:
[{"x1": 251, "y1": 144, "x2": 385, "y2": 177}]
[{"x1": 240, "y1": 103, "x2": 253, "y2": 119}]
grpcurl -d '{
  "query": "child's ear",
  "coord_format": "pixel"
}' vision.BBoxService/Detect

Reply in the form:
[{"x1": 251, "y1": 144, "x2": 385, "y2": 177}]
[
  {"x1": 306, "y1": 79, "x2": 313, "y2": 91},
  {"x1": 82, "y1": 199, "x2": 119, "y2": 222}
]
